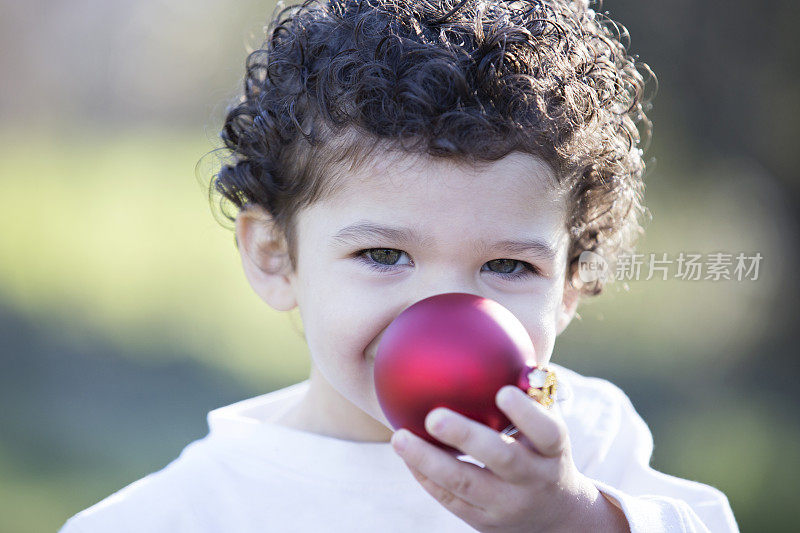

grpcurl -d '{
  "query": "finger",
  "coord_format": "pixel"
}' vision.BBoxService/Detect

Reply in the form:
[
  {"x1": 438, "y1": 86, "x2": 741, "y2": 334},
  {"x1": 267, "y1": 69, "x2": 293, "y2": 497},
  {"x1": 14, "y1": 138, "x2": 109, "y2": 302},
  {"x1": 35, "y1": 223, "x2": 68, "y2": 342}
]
[
  {"x1": 424, "y1": 407, "x2": 537, "y2": 484},
  {"x1": 391, "y1": 427, "x2": 496, "y2": 510},
  {"x1": 404, "y1": 462, "x2": 490, "y2": 529},
  {"x1": 496, "y1": 385, "x2": 569, "y2": 458}
]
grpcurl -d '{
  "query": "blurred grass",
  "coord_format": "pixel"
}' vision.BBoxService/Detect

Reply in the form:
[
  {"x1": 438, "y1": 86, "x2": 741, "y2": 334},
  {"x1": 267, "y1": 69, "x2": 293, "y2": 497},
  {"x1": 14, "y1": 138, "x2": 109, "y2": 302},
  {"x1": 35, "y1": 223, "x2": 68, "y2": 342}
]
[
  {"x1": 0, "y1": 128, "x2": 796, "y2": 532},
  {"x1": 0, "y1": 128, "x2": 310, "y2": 387},
  {"x1": 654, "y1": 395, "x2": 800, "y2": 529}
]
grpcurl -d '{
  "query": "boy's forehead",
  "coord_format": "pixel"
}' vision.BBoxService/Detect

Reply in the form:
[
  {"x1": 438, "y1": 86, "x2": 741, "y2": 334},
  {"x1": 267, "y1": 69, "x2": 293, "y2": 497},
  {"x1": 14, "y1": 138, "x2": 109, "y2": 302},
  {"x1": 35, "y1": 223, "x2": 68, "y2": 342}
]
[
  {"x1": 310, "y1": 150, "x2": 570, "y2": 252},
  {"x1": 325, "y1": 149, "x2": 564, "y2": 204}
]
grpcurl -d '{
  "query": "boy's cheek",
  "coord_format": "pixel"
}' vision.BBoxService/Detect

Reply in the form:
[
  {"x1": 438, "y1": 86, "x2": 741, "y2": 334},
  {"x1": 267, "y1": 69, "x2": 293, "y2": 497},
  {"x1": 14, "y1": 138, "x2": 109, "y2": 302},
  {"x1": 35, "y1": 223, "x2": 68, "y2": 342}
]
[{"x1": 500, "y1": 303, "x2": 558, "y2": 360}]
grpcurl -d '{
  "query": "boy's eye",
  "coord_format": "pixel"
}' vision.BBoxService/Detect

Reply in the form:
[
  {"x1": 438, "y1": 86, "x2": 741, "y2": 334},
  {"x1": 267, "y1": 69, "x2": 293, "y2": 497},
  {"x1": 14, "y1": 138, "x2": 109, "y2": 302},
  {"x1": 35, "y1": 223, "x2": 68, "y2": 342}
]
[
  {"x1": 355, "y1": 248, "x2": 540, "y2": 279},
  {"x1": 354, "y1": 248, "x2": 413, "y2": 272},
  {"x1": 366, "y1": 248, "x2": 404, "y2": 266},
  {"x1": 485, "y1": 259, "x2": 517, "y2": 274},
  {"x1": 482, "y1": 258, "x2": 540, "y2": 279}
]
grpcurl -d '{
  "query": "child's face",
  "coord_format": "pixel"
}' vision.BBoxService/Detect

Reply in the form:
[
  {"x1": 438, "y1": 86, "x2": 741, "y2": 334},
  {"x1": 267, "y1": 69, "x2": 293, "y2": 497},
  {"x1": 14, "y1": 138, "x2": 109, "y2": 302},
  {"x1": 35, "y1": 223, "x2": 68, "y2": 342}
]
[{"x1": 238, "y1": 150, "x2": 578, "y2": 441}]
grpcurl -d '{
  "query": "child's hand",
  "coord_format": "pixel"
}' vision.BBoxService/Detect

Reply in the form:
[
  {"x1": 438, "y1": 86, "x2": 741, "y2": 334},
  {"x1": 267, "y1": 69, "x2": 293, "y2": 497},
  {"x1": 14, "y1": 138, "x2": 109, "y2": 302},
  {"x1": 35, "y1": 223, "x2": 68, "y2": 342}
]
[{"x1": 390, "y1": 385, "x2": 629, "y2": 533}]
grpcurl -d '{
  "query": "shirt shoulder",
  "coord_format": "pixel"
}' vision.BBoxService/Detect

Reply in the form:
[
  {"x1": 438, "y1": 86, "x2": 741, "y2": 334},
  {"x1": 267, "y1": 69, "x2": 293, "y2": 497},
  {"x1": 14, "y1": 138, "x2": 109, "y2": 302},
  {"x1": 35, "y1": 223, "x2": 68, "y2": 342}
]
[
  {"x1": 548, "y1": 363, "x2": 654, "y2": 471},
  {"x1": 59, "y1": 384, "x2": 309, "y2": 533},
  {"x1": 549, "y1": 362, "x2": 633, "y2": 426},
  {"x1": 551, "y1": 363, "x2": 738, "y2": 530},
  {"x1": 59, "y1": 438, "x2": 216, "y2": 533}
]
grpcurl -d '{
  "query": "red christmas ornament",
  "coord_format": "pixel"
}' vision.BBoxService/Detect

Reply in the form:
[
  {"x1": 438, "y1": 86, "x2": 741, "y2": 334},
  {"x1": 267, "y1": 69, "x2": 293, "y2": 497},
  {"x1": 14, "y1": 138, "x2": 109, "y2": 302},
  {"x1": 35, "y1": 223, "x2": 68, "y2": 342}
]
[{"x1": 374, "y1": 292, "x2": 556, "y2": 455}]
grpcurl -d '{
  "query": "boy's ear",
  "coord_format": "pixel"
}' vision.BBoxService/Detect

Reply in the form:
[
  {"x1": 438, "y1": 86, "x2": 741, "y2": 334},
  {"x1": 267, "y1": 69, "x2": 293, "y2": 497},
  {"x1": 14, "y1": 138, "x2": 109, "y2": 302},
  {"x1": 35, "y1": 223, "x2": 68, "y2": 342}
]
[
  {"x1": 235, "y1": 205, "x2": 297, "y2": 312},
  {"x1": 556, "y1": 278, "x2": 580, "y2": 336}
]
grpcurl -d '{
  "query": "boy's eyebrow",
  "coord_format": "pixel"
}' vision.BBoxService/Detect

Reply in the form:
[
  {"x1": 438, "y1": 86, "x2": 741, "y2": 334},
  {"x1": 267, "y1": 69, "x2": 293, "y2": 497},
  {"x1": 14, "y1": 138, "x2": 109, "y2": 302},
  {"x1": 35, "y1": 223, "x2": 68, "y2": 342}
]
[
  {"x1": 330, "y1": 220, "x2": 558, "y2": 261},
  {"x1": 473, "y1": 238, "x2": 559, "y2": 262},
  {"x1": 330, "y1": 221, "x2": 434, "y2": 249}
]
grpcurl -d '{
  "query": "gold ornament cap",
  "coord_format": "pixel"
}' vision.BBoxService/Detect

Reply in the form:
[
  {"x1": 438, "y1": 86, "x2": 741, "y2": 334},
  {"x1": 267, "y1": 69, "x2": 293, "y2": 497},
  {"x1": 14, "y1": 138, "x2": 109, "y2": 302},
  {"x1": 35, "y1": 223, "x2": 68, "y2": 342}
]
[{"x1": 525, "y1": 367, "x2": 558, "y2": 409}]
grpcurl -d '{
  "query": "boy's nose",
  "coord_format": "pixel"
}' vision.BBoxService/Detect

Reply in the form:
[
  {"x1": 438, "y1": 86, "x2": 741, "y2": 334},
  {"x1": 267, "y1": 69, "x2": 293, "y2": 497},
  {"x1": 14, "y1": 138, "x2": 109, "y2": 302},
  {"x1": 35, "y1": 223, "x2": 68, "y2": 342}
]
[
  {"x1": 404, "y1": 285, "x2": 484, "y2": 314},
  {"x1": 395, "y1": 264, "x2": 489, "y2": 321}
]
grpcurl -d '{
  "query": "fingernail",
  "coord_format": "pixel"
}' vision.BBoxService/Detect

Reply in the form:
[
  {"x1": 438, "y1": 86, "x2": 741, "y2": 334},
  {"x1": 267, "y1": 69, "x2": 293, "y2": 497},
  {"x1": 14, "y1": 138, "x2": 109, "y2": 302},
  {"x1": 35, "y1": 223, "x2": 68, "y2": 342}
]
[
  {"x1": 497, "y1": 386, "x2": 516, "y2": 409},
  {"x1": 392, "y1": 430, "x2": 408, "y2": 452},
  {"x1": 426, "y1": 408, "x2": 449, "y2": 434}
]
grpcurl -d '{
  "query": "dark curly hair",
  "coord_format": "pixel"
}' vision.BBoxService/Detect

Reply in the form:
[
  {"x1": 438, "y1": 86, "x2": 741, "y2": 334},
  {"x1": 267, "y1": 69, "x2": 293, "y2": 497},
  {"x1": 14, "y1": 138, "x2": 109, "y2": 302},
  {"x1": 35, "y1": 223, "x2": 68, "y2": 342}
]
[{"x1": 208, "y1": 0, "x2": 655, "y2": 297}]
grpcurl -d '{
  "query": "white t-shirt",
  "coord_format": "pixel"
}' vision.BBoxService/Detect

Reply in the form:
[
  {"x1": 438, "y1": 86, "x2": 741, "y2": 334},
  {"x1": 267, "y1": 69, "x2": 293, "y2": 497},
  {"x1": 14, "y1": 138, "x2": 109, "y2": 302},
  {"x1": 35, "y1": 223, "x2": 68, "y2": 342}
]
[{"x1": 58, "y1": 362, "x2": 739, "y2": 532}]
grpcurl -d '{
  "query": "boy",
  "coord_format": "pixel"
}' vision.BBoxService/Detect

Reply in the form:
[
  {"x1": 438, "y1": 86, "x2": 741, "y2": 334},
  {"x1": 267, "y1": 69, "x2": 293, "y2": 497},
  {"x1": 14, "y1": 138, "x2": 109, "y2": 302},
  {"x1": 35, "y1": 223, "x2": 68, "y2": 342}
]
[{"x1": 61, "y1": 0, "x2": 739, "y2": 531}]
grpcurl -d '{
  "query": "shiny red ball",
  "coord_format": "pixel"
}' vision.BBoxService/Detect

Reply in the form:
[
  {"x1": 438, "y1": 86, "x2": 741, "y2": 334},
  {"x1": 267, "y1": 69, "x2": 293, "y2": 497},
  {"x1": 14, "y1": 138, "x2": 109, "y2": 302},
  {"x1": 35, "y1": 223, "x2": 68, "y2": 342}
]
[{"x1": 374, "y1": 292, "x2": 538, "y2": 455}]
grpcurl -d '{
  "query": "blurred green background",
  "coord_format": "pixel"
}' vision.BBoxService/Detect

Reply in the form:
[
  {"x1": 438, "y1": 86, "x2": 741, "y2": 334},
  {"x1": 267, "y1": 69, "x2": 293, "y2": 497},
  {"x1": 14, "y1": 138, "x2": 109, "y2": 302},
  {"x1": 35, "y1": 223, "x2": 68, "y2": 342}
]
[{"x1": 1, "y1": 1, "x2": 798, "y2": 532}]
